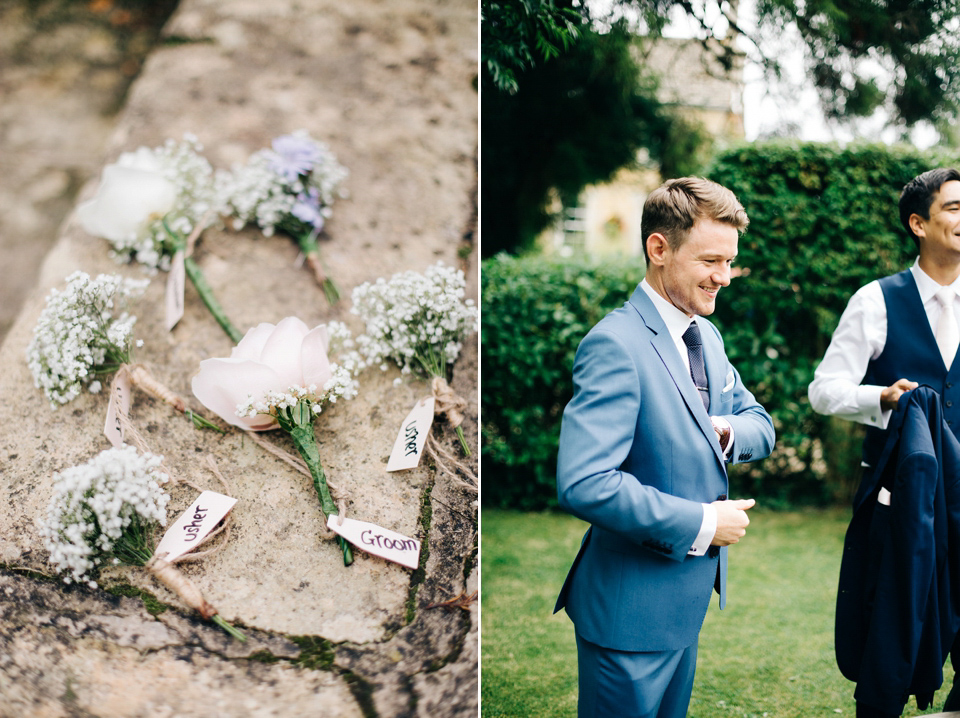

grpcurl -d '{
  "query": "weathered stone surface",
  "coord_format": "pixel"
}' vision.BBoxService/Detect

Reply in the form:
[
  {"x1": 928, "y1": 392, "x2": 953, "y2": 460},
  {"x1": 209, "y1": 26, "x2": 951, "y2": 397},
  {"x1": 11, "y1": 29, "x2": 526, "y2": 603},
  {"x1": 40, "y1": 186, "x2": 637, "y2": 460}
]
[{"x1": 0, "y1": 0, "x2": 478, "y2": 715}]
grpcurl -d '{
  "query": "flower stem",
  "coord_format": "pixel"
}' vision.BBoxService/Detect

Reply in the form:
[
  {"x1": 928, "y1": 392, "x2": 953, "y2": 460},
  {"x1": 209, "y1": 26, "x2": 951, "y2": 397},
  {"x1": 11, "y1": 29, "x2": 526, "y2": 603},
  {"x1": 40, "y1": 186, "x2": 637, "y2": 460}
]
[
  {"x1": 456, "y1": 426, "x2": 470, "y2": 456},
  {"x1": 286, "y1": 417, "x2": 354, "y2": 566},
  {"x1": 162, "y1": 219, "x2": 244, "y2": 343},
  {"x1": 297, "y1": 232, "x2": 340, "y2": 304},
  {"x1": 183, "y1": 256, "x2": 244, "y2": 344},
  {"x1": 212, "y1": 614, "x2": 247, "y2": 641}
]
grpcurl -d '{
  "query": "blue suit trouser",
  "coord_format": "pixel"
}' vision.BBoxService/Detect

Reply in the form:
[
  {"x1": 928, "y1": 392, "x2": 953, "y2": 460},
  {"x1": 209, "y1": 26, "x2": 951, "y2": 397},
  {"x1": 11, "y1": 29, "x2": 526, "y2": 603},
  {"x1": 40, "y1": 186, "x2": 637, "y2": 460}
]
[{"x1": 576, "y1": 632, "x2": 698, "y2": 718}]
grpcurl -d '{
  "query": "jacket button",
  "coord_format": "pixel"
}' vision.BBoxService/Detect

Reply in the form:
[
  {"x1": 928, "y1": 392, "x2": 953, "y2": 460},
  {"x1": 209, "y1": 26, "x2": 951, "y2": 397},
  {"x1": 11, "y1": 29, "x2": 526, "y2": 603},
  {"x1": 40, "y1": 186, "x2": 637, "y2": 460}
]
[
  {"x1": 708, "y1": 546, "x2": 720, "y2": 558},
  {"x1": 948, "y1": 400, "x2": 954, "y2": 408},
  {"x1": 948, "y1": 382, "x2": 954, "y2": 389},
  {"x1": 718, "y1": 494, "x2": 728, "y2": 501}
]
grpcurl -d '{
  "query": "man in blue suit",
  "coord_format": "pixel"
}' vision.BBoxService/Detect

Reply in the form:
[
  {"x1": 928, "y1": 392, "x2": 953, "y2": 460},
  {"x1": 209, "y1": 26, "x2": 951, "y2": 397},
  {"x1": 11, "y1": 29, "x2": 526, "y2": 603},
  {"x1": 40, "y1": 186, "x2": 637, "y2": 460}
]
[{"x1": 554, "y1": 177, "x2": 776, "y2": 718}]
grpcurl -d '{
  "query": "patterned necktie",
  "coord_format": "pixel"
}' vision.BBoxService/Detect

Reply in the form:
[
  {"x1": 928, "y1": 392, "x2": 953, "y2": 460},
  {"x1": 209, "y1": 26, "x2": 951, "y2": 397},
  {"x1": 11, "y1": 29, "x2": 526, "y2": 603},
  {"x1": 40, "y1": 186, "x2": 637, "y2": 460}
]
[
  {"x1": 936, "y1": 286, "x2": 960, "y2": 370},
  {"x1": 682, "y1": 322, "x2": 709, "y2": 411}
]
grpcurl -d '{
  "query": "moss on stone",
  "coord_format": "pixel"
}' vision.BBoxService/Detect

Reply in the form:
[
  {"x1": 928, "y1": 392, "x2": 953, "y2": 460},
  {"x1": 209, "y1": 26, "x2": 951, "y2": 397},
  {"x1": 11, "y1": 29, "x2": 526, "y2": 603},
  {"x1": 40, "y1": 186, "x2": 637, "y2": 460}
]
[
  {"x1": 290, "y1": 635, "x2": 336, "y2": 671},
  {"x1": 105, "y1": 582, "x2": 169, "y2": 616}
]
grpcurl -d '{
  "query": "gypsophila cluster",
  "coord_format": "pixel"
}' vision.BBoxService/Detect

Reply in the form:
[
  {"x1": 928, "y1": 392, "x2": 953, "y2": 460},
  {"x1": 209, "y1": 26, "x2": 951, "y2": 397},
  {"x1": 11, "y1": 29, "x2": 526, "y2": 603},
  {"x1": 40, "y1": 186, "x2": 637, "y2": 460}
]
[
  {"x1": 236, "y1": 366, "x2": 359, "y2": 420},
  {"x1": 26, "y1": 271, "x2": 148, "y2": 407},
  {"x1": 39, "y1": 445, "x2": 170, "y2": 588},
  {"x1": 217, "y1": 130, "x2": 348, "y2": 238},
  {"x1": 117, "y1": 135, "x2": 219, "y2": 271},
  {"x1": 351, "y1": 262, "x2": 478, "y2": 378}
]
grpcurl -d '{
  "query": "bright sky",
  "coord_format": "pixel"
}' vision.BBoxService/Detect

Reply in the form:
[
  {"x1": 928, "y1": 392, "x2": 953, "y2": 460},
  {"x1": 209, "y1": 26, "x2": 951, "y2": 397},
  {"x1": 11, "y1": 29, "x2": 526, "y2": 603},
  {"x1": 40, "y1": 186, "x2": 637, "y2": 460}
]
[{"x1": 589, "y1": 0, "x2": 940, "y2": 148}]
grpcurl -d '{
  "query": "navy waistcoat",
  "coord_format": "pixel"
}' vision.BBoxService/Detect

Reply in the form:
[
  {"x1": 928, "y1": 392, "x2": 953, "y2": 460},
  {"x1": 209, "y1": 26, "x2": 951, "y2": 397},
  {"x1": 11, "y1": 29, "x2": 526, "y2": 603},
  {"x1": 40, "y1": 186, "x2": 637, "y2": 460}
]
[{"x1": 861, "y1": 270, "x2": 960, "y2": 465}]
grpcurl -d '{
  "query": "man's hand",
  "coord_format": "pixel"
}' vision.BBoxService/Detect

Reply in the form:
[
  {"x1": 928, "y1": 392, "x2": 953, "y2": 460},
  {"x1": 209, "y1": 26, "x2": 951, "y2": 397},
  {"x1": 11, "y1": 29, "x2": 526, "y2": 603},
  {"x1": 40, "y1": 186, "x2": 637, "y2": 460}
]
[
  {"x1": 711, "y1": 498, "x2": 755, "y2": 546},
  {"x1": 880, "y1": 378, "x2": 919, "y2": 410}
]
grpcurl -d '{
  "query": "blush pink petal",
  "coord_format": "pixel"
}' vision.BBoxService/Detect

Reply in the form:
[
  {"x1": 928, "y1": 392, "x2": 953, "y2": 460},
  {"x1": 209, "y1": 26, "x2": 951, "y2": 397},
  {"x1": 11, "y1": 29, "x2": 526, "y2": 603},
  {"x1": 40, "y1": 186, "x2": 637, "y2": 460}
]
[
  {"x1": 192, "y1": 358, "x2": 283, "y2": 430},
  {"x1": 259, "y1": 317, "x2": 311, "y2": 387},
  {"x1": 301, "y1": 324, "x2": 333, "y2": 388},
  {"x1": 231, "y1": 322, "x2": 278, "y2": 362}
]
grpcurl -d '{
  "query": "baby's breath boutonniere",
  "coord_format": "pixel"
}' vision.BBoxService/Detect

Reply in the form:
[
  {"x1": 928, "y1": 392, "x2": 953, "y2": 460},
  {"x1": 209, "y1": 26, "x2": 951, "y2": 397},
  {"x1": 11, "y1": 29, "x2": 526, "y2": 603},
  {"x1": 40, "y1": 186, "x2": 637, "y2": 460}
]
[
  {"x1": 39, "y1": 445, "x2": 245, "y2": 640},
  {"x1": 352, "y1": 262, "x2": 478, "y2": 456},
  {"x1": 217, "y1": 130, "x2": 348, "y2": 303},
  {"x1": 26, "y1": 271, "x2": 218, "y2": 437}
]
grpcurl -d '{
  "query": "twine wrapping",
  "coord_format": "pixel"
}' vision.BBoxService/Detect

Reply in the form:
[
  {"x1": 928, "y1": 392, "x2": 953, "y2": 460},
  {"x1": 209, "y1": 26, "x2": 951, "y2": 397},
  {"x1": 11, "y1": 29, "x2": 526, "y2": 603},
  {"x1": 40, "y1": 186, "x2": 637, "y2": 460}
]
[
  {"x1": 424, "y1": 430, "x2": 477, "y2": 494},
  {"x1": 145, "y1": 555, "x2": 216, "y2": 619},
  {"x1": 425, "y1": 377, "x2": 476, "y2": 491},
  {"x1": 171, "y1": 456, "x2": 235, "y2": 563},
  {"x1": 431, "y1": 376, "x2": 466, "y2": 430}
]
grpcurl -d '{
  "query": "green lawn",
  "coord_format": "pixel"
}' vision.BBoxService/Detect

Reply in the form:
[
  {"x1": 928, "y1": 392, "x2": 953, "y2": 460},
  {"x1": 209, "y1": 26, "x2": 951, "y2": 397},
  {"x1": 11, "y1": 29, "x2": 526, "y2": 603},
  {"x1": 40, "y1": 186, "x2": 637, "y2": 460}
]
[{"x1": 481, "y1": 509, "x2": 956, "y2": 717}]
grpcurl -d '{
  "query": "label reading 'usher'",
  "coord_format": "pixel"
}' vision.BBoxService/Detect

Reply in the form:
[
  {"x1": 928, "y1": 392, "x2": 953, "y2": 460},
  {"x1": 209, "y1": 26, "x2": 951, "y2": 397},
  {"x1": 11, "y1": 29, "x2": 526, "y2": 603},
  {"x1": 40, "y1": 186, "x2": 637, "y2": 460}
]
[
  {"x1": 386, "y1": 397, "x2": 435, "y2": 472},
  {"x1": 154, "y1": 491, "x2": 237, "y2": 563},
  {"x1": 103, "y1": 368, "x2": 132, "y2": 448}
]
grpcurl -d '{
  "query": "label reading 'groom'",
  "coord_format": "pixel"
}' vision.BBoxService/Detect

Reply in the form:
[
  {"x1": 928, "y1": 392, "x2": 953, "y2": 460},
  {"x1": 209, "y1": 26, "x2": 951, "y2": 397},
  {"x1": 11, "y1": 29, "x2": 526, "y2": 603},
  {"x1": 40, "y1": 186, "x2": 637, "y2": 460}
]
[
  {"x1": 103, "y1": 368, "x2": 132, "y2": 448},
  {"x1": 326, "y1": 515, "x2": 421, "y2": 569},
  {"x1": 154, "y1": 490, "x2": 237, "y2": 563},
  {"x1": 386, "y1": 397, "x2": 435, "y2": 472},
  {"x1": 165, "y1": 250, "x2": 186, "y2": 331}
]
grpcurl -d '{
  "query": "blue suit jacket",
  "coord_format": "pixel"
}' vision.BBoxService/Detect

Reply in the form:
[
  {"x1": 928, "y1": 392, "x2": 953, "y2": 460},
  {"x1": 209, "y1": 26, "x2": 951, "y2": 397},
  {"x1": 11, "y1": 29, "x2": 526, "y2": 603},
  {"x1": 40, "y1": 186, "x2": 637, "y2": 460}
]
[{"x1": 554, "y1": 283, "x2": 775, "y2": 652}]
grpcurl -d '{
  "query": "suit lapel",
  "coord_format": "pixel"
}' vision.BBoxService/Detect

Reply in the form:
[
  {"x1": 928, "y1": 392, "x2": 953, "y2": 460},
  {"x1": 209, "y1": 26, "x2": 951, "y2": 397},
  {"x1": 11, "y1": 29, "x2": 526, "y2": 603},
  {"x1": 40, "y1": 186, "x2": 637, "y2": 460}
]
[{"x1": 628, "y1": 286, "x2": 725, "y2": 466}]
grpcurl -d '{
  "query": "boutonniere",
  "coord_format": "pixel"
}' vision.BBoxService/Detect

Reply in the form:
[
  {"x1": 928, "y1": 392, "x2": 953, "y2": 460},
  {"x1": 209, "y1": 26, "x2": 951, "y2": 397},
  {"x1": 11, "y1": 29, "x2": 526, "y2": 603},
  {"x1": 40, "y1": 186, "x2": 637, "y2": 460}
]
[
  {"x1": 26, "y1": 271, "x2": 219, "y2": 440},
  {"x1": 40, "y1": 446, "x2": 245, "y2": 640},
  {"x1": 352, "y1": 262, "x2": 478, "y2": 458},
  {"x1": 191, "y1": 317, "x2": 360, "y2": 565},
  {"x1": 76, "y1": 135, "x2": 243, "y2": 342},
  {"x1": 218, "y1": 130, "x2": 348, "y2": 303}
]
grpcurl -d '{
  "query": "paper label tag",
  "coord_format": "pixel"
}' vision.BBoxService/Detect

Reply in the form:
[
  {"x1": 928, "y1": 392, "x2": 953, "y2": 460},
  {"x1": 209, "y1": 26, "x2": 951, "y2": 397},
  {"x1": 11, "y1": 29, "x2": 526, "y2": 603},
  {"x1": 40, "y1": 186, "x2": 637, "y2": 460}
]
[
  {"x1": 103, "y1": 368, "x2": 132, "y2": 448},
  {"x1": 327, "y1": 515, "x2": 421, "y2": 569},
  {"x1": 165, "y1": 250, "x2": 186, "y2": 331},
  {"x1": 154, "y1": 491, "x2": 237, "y2": 563},
  {"x1": 386, "y1": 397, "x2": 435, "y2": 471}
]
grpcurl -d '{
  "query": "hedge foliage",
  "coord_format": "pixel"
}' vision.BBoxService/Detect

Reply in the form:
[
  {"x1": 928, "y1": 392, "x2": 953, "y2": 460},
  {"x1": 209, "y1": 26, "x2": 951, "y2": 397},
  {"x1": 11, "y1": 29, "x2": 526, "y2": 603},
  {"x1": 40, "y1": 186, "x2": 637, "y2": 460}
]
[
  {"x1": 482, "y1": 140, "x2": 960, "y2": 510},
  {"x1": 481, "y1": 255, "x2": 647, "y2": 510}
]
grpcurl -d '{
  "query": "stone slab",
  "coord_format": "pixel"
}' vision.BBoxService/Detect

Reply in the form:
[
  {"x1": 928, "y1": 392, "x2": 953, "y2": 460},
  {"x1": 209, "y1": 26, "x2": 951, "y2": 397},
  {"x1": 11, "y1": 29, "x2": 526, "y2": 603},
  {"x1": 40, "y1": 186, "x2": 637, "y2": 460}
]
[{"x1": 0, "y1": 0, "x2": 478, "y2": 714}]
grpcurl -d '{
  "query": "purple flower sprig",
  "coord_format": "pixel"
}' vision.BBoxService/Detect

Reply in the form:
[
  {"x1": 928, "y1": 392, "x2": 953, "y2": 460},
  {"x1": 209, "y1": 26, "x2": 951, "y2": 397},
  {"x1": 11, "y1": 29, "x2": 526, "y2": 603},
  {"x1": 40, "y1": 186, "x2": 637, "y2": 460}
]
[{"x1": 218, "y1": 130, "x2": 348, "y2": 303}]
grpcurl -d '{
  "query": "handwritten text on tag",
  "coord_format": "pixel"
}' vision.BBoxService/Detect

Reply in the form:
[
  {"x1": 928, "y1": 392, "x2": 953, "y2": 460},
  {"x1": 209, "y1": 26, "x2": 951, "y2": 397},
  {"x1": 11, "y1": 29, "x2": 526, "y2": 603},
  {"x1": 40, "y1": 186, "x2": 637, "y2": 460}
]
[
  {"x1": 103, "y1": 368, "x2": 132, "y2": 448},
  {"x1": 165, "y1": 250, "x2": 186, "y2": 331},
  {"x1": 154, "y1": 491, "x2": 237, "y2": 563},
  {"x1": 327, "y1": 515, "x2": 421, "y2": 569},
  {"x1": 386, "y1": 397, "x2": 435, "y2": 472}
]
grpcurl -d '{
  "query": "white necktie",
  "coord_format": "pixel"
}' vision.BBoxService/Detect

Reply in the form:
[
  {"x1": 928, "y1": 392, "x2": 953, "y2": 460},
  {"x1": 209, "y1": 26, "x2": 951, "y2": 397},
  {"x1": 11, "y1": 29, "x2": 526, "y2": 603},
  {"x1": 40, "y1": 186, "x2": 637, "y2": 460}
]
[{"x1": 936, "y1": 287, "x2": 959, "y2": 369}]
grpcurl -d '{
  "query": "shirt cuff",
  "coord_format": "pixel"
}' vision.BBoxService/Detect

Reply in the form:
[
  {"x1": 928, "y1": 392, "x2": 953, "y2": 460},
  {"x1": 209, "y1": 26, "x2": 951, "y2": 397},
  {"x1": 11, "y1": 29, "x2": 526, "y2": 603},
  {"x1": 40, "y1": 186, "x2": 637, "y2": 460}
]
[
  {"x1": 688, "y1": 503, "x2": 717, "y2": 556},
  {"x1": 857, "y1": 384, "x2": 890, "y2": 429},
  {"x1": 712, "y1": 416, "x2": 734, "y2": 458}
]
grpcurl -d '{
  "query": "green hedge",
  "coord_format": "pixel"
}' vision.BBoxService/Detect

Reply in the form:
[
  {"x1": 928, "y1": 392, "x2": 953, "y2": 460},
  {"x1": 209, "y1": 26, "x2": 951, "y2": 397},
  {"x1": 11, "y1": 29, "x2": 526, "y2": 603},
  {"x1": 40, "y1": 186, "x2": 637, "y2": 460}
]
[
  {"x1": 481, "y1": 255, "x2": 646, "y2": 510},
  {"x1": 709, "y1": 141, "x2": 960, "y2": 505},
  {"x1": 481, "y1": 141, "x2": 960, "y2": 510}
]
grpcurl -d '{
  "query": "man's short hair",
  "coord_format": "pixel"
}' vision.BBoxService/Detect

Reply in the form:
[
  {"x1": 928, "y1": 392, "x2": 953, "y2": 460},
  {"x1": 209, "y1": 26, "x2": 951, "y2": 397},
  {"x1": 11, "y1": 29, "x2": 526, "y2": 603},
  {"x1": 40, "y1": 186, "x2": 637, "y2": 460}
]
[
  {"x1": 899, "y1": 168, "x2": 960, "y2": 248},
  {"x1": 641, "y1": 177, "x2": 749, "y2": 262}
]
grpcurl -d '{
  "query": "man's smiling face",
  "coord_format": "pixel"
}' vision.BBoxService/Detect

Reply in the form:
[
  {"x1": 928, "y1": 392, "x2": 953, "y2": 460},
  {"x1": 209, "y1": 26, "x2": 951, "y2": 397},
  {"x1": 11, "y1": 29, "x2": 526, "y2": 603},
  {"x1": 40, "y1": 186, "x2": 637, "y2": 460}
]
[
  {"x1": 913, "y1": 179, "x2": 960, "y2": 263},
  {"x1": 657, "y1": 218, "x2": 739, "y2": 317}
]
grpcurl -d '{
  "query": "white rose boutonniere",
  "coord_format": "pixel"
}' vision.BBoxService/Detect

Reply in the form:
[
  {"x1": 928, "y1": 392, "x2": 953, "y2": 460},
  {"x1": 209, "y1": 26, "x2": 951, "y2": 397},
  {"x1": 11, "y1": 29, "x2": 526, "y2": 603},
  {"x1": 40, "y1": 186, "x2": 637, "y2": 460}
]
[{"x1": 77, "y1": 135, "x2": 243, "y2": 343}]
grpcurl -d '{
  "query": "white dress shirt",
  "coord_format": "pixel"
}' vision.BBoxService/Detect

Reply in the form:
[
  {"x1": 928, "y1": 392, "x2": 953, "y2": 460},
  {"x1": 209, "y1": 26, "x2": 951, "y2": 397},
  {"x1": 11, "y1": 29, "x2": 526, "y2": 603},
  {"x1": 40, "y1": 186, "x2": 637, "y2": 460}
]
[
  {"x1": 808, "y1": 260, "x2": 960, "y2": 431},
  {"x1": 640, "y1": 280, "x2": 736, "y2": 555}
]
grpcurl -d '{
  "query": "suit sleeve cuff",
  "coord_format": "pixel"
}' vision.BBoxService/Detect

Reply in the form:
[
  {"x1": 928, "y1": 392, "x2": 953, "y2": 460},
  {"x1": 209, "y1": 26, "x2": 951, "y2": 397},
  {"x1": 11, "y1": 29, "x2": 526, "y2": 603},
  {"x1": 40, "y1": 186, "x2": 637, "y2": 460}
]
[{"x1": 688, "y1": 503, "x2": 717, "y2": 556}]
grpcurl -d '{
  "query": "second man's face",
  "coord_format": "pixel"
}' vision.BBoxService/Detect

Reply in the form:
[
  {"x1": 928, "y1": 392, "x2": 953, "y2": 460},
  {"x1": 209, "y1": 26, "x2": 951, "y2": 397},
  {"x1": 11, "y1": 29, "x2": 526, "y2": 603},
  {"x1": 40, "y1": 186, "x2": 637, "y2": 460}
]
[
  {"x1": 660, "y1": 219, "x2": 739, "y2": 317},
  {"x1": 915, "y1": 179, "x2": 960, "y2": 260}
]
